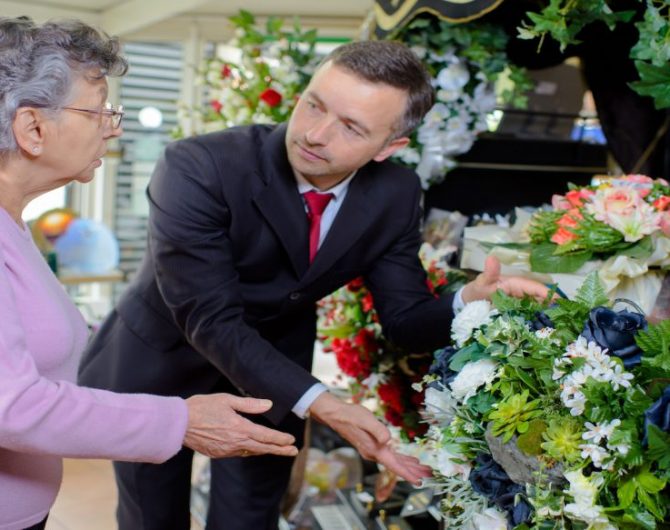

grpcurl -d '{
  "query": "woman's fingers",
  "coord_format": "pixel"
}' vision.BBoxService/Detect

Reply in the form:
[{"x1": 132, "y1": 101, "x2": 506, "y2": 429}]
[
  {"x1": 241, "y1": 417, "x2": 296, "y2": 446},
  {"x1": 240, "y1": 438, "x2": 299, "y2": 457}
]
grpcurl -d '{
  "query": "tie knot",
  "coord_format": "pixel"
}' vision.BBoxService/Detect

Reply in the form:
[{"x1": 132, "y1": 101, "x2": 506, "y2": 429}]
[{"x1": 303, "y1": 190, "x2": 334, "y2": 217}]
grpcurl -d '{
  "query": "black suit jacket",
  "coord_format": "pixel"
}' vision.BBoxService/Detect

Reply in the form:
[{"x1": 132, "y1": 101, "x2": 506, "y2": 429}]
[{"x1": 79, "y1": 124, "x2": 454, "y2": 425}]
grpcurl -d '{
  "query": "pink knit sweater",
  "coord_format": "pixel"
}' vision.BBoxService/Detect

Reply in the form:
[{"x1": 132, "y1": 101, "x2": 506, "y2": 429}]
[{"x1": 0, "y1": 208, "x2": 188, "y2": 530}]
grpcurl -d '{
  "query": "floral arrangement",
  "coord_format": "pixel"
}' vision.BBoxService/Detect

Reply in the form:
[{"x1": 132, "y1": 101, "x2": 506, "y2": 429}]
[
  {"x1": 317, "y1": 244, "x2": 467, "y2": 440},
  {"x1": 192, "y1": 10, "x2": 318, "y2": 134},
  {"x1": 414, "y1": 272, "x2": 670, "y2": 529},
  {"x1": 527, "y1": 174, "x2": 670, "y2": 273},
  {"x1": 518, "y1": 0, "x2": 670, "y2": 109},
  {"x1": 392, "y1": 16, "x2": 533, "y2": 189}
]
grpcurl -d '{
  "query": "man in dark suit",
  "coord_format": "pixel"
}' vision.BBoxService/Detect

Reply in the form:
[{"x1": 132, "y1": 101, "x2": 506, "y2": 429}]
[{"x1": 79, "y1": 40, "x2": 547, "y2": 530}]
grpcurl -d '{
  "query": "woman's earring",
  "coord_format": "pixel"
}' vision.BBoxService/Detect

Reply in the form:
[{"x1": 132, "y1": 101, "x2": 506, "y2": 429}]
[{"x1": 32, "y1": 146, "x2": 39, "y2": 153}]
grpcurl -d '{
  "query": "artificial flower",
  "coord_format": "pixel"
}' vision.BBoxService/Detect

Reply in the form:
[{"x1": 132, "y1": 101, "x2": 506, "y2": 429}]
[{"x1": 451, "y1": 300, "x2": 498, "y2": 347}]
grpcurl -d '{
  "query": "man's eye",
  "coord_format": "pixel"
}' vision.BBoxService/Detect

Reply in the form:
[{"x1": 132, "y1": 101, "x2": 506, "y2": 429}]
[{"x1": 344, "y1": 123, "x2": 362, "y2": 136}]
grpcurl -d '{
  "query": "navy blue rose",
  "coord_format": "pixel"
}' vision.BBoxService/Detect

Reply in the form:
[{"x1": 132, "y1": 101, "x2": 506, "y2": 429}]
[
  {"x1": 469, "y1": 454, "x2": 531, "y2": 526},
  {"x1": 581, "y1": 307, "x2": 647, "y2": 369},
  {"x1": 428, "y1": 346, "x2": 457, "y2": 387},
  {"x1": 644, "y1": 386, "x2": 670, "y2": 441},
  {"x1": 528, "y1": 310, "x2": 554, "y2": 331}
]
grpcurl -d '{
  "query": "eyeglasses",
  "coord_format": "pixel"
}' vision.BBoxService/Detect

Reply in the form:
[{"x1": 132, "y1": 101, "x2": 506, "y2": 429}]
[{"x1": 61, "y1": 102, "x2": 125, "y2": 129}]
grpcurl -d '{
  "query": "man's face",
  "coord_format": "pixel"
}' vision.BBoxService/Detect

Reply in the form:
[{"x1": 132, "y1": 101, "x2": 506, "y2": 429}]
[{"x1": 285, "y1": 61, "x2": 410, "y2": 190}]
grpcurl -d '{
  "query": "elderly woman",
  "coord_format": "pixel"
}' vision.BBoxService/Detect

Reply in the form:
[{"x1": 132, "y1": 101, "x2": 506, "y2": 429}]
[{"x1": 0, "y1": 16, "x2": 298, "y2": 530}]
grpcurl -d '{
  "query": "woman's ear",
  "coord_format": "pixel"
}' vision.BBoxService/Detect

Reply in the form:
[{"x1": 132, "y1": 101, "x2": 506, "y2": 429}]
[{"x1": 12, "y1": 107, "x2": 46, "y2": 156}]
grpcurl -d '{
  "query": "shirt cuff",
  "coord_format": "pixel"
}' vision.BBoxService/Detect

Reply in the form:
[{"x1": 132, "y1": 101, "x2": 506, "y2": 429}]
[
  {"x1": 292, "y1": 382, "x2": 328, "y2": 419},
  {"x1": 452, "y1": 286, "x2": 466, "y2": 313}
]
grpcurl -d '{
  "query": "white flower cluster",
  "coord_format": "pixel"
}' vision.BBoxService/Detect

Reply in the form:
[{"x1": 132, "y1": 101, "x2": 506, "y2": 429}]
[
  {"x1": 449, "y1": 359, "x2": 499, "y2": 403},
  {"x1": 551, "y1": 336, "x2": 633, "y2": 469},
  {"x1": 451, "y1": 300, "x2": 498, "y2": 347},
  {"x1": 563, "y1": 470, "x2": 616, "y2": 529},
  {"x1": 394, "y1": 46, "x2": 497, "y2": 190},
  {"x1": 553, "y1": 336, "x2": 634, "y2": 417}
]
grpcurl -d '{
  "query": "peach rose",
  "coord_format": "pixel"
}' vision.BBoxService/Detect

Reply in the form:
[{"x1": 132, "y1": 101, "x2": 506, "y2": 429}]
[
  {"x1": 653, "y1": 196, "x2": 670, "y2": 211},
  {"x1": 551, "y1": 227, "x2": 578, "y2": 245}
]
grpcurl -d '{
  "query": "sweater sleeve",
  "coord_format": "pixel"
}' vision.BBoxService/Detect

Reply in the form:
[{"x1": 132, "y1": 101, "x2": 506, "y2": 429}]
[{"x1": 0, "y1": 244, "x2": 188, "y2": 463}]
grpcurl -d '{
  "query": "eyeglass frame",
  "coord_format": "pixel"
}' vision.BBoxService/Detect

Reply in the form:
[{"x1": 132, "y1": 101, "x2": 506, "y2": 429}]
[{"x1": 60, "y1": 102, "x2": 125, "y2": 129}]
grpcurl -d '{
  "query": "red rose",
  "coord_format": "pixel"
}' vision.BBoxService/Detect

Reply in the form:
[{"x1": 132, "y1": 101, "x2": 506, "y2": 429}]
[
  {"x1": 384, "y1": 408, "x2": 403, "y2": 427},
  {"x1": 220, "y1": 64, "x2": 232, "y2": 78},
  {"x1": 259, "y1": 88, "x2": 282, "y2": 107},
  {"x1": 361, "y1": 292, "x2": 375, "y2": 313},
  {"x1": 210, "y1": 99, "x2": 222, "y2": 113},
  {"x1": 347, "y1": 277, "x2": 365, "y2": 292},
  {"x1": 378, "y1": 381, "x2": 404, "y2": 413},
  {"x1": 653, "y1": 196, "x2": 670, "y2": 211}
]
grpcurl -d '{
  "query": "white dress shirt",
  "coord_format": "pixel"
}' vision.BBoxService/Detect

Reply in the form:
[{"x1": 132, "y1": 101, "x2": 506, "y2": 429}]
[{"x1": 291, "y1": 172, "x2": 465, "y2": 418}]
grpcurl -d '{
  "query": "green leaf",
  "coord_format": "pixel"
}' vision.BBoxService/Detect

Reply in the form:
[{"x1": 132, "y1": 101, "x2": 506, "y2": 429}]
[
  {"x1": 574, "y1": 271, "x2": 609, "y2": 308},
  {"x1": 448, "y1": 342, "x2": 488, "y2": 371},
  {"x1": 619, "y1": 479, "x2": 636, "y2": 508},
  {"x1": 646, "y1": 424, "x2": 670, "y2": 470},
  {"x1": 529, "y1": 242, "x2": 592, "y2": 273},
  {"x1": 637, "y1": 320, "x2": 670, "y2": 357},
  {"x1": 265, "y1": 17, "x2": 283, "y2": 35},
  {"x1": 619, "y1": 236, "x2": 654, "y2": 260},
  {"x1": 630, "y1": 61, "x2": 670, "y2": 110}
]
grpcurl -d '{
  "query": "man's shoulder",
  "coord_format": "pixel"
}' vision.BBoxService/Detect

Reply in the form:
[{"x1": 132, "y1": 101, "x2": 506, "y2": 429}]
[
  {"x1": 167, "y1": 124, "x2": 277, "y2": 160},
  {"x1": 363, "y1": 158, "x2": 422, "y2": 194}
]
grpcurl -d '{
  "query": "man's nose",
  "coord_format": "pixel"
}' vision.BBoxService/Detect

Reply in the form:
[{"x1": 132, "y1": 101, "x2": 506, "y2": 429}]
[{"x1": 305, "y1": 119, "x2": 332, "y2": 145}]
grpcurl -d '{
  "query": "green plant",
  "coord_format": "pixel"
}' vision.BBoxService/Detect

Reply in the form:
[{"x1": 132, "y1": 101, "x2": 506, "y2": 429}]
[{"x1": 518, "y1": 0, "x2": 670, "y2": 109}]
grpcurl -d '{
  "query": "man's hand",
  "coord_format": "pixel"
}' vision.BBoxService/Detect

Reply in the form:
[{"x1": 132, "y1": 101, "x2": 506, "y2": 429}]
[
  {"x1": 461, "y1": 255, "x2": 551, "y2": 304},
  {"x1": 309, "y1": 392, "x2": 432, "y2": 485},
  {"x1": 183, "y1": 394, "x2": 299, "y2": 458}
]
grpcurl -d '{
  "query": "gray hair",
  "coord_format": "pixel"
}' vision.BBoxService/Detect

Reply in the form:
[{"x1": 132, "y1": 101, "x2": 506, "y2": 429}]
[
  {"x1": 322, "y1": 40, "x2": 435, "y2": 139},
  {"x1": 0, "y1": 17, "x2": 127, "y2": 155}
]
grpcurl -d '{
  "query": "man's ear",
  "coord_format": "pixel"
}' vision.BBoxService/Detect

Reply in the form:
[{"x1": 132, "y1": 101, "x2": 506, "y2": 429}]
[
  {"x1": 12, "y1": 107, "x2": 46, "y2": 155},
  {"x1": 373, "y1": 136, "x2": 410, "y2": 162}
]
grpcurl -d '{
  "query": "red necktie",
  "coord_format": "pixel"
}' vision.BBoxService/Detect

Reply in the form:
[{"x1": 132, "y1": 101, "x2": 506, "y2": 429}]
[{"x1": 303, "y1": 190, "x2": 334, "y2": 263}]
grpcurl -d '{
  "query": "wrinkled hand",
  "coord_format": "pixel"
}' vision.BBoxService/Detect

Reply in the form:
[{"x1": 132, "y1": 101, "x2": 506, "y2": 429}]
[
  {"x1": 309, "y1": 392, "x2": 432, "y2": 486},
  {"x1": 462, "y1": 255, "x2": 551, "y2": 304},
  {"x1": 183, "y1": 394, "x2": 298, "y2": 459}
]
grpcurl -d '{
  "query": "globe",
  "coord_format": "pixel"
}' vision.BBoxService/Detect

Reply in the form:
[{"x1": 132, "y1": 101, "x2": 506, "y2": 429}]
[{"x1": 53, "y1": 218, "x2": 120, "y2": 275}]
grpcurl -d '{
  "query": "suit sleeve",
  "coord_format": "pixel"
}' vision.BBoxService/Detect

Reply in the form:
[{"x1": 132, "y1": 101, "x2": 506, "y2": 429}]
[
  {"x1": 146, "y1": 140, "x2": 319, "y2": 424},
  {"x1": 363, "y1": 176, "x2": 455, "y2": 352}
]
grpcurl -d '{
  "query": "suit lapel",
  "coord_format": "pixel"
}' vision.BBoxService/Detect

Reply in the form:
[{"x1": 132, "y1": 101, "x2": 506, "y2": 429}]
[{"x1": 252, "y1": 125, "x2": 310, "y2": 277}]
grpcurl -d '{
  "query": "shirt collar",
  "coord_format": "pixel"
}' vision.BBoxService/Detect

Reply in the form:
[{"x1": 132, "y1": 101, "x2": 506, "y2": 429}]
[{"x1": 295, "y1": 171, "x2": 357, "y2": 202}]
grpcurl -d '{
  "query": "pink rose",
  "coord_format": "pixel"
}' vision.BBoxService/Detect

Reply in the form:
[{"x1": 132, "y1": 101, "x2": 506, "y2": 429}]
[
  {"x1": 565, "y1": 189, "x2": 594, "y2": 207},
  {"x1": 210, "y1": 99, "x2": 223, "y2": 113},
  {"x1": 551, "y1": 194, "x2": 571, "y2": 211},
  {"x1": 620, "y1": 174, "x2": 654, "y2": 197},
  {"x1": 660, "y1": 212, "x2": 670, "y2": 237}
]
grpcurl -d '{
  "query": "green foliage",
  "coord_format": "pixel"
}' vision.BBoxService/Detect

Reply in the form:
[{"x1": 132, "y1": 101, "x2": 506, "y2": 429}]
[
  {"x1": 528, "y1": 210, "x2": 564, "y2": 244},
  {"x1": 544, "y1": 272, "x2": 608, "y2": 340},
  {"x1": 617, "y1": 465, "x2": 667, "y2": 520},
  {"x1": 518, "y1": 0, "x2": 670, "y2": 109},
  {"x1": 646, "y1": 424, "x2": 670, "y2": 471},
  {"x1": 518, "y1": 0, "x2": 633, "y2": 52},
  {"x1": 516, "y1": 419, "x2": 548, "y2": 455},
  {"x1": 490, "y1": 289, "x2": 547, "y2": 319},
  {"x1": 488, "y1": 390, "x2": 544, "y2": 443},
  {"x1": 541, "y1": 417, "x2": 583, "y2": 463},
  {"x1": 574, "y1": 271, "x2": 610, "y2": 308},
  {"x1": 638, "y1": 320, "x2": 670, "y2": 359},
  {"x1": 529, "y1": 242, "x2": 592, "y2": 273}
]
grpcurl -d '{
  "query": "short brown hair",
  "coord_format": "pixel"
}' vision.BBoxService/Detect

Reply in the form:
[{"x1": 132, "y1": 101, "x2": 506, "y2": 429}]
[{"x1": 323, "y1": 40, "x2": 435, "y2": 138}]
